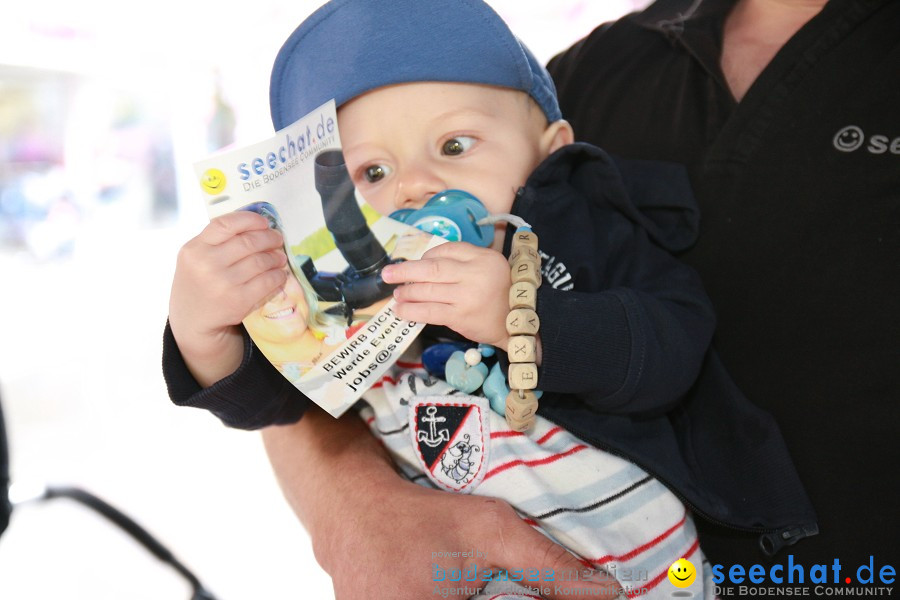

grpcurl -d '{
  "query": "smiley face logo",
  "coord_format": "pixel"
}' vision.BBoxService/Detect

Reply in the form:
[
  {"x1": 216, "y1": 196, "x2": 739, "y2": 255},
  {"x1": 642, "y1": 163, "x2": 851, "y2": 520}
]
[
  {"x1": 833, "y1": 125, "x2": 864, "y2": 152},
  {"x1": 200, "y1": 168, "x2": 227, "y2": 195},
  {"x1": 667, "y1": 558, "x2": 696, "y2": 588}
]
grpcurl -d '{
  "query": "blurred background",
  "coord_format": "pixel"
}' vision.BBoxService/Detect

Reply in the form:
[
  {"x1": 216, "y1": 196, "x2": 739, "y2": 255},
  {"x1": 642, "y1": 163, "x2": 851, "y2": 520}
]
[{"x1": 0, "y1": 1, "x2": 650, "y2": 598}]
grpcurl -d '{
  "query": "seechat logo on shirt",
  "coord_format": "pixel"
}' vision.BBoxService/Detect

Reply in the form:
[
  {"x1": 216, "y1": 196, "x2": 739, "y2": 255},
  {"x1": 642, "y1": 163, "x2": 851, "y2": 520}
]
[{"x1": 833, "y1": 125, "x2": 900, "y2": 154}]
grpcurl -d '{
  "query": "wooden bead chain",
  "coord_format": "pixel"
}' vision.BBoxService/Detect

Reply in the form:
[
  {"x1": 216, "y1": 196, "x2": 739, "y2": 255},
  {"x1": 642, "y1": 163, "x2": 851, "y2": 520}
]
[{"x1": 504, "y1": 227, "x2": 541, "y2": 432}]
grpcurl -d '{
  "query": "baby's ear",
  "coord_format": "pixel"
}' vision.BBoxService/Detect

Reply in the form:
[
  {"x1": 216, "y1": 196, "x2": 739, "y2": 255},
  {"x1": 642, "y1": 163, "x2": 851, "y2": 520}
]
[{"x1": 540, "y1": 119, "x2": 574, "y2": 155}]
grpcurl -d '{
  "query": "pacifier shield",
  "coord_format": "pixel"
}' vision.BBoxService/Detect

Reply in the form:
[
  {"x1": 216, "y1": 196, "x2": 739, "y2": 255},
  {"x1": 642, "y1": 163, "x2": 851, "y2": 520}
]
[{"x1": 389, "y1": 190, "x2": 494, "y2": 247}]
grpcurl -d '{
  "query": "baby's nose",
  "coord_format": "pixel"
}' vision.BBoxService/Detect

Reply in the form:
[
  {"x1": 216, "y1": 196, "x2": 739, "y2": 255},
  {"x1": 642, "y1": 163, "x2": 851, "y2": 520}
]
[{"x1": 394, "y1": 163, "x2": 444, "y2": 210}]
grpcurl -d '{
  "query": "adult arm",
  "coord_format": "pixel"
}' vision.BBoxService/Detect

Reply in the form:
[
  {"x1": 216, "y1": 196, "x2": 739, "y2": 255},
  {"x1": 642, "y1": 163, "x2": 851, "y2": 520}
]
[
  {"x1": 262, "y1": 406, "x2": 618, "y2": 600},
  {"x1": 164, "y1": 327, "x2": 617, "y2": 598}
]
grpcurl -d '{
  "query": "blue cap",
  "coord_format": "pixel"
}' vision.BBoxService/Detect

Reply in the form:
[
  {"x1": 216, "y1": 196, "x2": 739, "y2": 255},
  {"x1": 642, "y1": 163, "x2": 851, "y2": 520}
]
[{"x1": 269, "y1": 0, "x2": 562, "y2": 130}]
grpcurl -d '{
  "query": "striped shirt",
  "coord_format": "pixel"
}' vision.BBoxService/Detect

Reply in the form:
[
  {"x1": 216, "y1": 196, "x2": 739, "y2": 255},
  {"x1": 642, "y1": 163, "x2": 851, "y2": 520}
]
[{"x1": 357, "y1": 360, "x2": 714, "y2": 599}]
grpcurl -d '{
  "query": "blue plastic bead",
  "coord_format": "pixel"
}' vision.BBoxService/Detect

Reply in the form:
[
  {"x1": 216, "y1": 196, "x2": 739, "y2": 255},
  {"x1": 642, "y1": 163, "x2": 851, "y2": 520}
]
[
  {"x1": 444, "y1": 351, "x2": 488, "y2": 394},
  {"x1": 483, "y1": 363, "x2": 509, "y2": 415},
  {"x1": 422, "y1": 342, "x2": 473, "y2": 379},
  {"x1": 483, "y1": 363, "x2": 543, "y2": 416}
]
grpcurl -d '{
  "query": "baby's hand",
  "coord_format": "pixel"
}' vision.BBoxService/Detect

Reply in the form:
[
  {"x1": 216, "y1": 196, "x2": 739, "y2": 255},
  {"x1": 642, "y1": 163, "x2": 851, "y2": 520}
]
[
  {"x1": 168, "y1": 211, "x2": 287, "y2": 385},
  {"x1": 382, "y1": 242, "x2": 510, "y2": 348}
]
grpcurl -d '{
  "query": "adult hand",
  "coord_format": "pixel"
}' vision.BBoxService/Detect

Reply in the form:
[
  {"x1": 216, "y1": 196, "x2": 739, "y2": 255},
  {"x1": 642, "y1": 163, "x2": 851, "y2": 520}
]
[
  {"x1": 263, "y1": 407, "x2": 618, "y2": 600},
  {"x1": 169, "y1": 211, "x2": 287, "y2": 386}
]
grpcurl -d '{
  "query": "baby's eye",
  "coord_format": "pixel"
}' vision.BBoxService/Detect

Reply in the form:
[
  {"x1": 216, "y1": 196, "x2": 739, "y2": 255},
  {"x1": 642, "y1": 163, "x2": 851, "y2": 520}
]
[
  {"x1": 442, "y1": 136, "x2": 476, "y2": 156},
  {"x1": 364, "y1": 164, "x2": 391, "y2": 183}
]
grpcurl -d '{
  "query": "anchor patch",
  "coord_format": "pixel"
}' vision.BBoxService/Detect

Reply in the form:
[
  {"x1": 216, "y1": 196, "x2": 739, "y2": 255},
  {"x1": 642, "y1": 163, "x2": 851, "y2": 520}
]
[{"x1": 409, "y1": 396, "x2": 490, "y2": 493}]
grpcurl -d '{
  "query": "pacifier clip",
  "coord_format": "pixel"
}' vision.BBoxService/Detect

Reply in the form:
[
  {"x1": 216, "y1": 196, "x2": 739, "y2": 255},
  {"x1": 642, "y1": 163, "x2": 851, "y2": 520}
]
[{"x1": 504, "y1": 227, "x2": 541, "y2": 432}]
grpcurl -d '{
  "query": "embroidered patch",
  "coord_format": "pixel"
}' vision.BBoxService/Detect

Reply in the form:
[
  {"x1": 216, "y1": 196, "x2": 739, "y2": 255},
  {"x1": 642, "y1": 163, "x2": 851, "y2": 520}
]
[{"x1": 408, "y1": 395, "x2": 490, "y2": 493}]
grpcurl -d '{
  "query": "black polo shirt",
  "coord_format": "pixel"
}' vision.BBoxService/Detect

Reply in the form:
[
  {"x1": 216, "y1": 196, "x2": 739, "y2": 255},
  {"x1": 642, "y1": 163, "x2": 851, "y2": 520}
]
[{"x1": 549, "y1": 0, "x2": 899, "y2": 576}]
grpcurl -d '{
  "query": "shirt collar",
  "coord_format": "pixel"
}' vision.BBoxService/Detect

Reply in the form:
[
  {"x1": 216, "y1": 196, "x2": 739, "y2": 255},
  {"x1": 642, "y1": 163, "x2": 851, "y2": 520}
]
[{"x1": 630, "y1": 0, "x2": 736, "y2": 88}]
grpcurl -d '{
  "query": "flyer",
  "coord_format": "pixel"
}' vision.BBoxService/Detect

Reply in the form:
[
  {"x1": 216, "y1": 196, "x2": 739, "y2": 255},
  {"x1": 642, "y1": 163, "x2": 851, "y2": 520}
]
[{"x1": 194, "y1": 100, "x2": 442, "y2": 417}]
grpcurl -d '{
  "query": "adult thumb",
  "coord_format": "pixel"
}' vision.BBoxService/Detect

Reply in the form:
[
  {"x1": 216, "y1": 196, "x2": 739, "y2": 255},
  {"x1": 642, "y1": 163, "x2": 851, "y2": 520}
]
[{"x1": 506, "y1": 527, "x2": 621, "y2": 600}]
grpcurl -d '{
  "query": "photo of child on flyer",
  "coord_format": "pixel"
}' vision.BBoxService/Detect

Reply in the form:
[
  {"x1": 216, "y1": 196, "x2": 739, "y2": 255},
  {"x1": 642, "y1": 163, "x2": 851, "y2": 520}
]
[{"x1": 239, "y1": 201, "x2": 342, "y2": 383}]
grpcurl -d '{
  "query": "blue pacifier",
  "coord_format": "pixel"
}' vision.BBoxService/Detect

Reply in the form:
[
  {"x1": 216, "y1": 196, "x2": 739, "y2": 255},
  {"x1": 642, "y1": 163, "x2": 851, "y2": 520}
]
[{"x1": 390, "y1": 190, "x2": 494, "y2": 248}]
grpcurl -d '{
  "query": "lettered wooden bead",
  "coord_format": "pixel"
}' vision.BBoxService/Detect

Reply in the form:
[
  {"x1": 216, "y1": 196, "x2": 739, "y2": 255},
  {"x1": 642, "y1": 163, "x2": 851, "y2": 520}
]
[
  {"x1": 511, "y1": 230, "x2": 539, "y2": 253},
  {"x1": 507, "y1": 335, "x2": 536, "y2": 363},
  {"x1": 511, "y1": 259, "x2": 541, "y2": 287},
  {"x1": 505, "y1": 390, "x2": 538, "y2": 419},
  {"x1": 509, "y1": 249, "x2": 539, "y2": 268},
  {"x1": 506, "y1": 308, "x2": 540, "y2": 336},
  {"x1": 509, "y1": 245, "x2": 539, "y2": 265},
  {"x1": 508, "y1": 281, "x2": 537, "y2": 310},
  {"x1": 506, "y1": 413, "x2": 536, "y2": 433},
  {"x1": 508, "y1": 363, "x2": 538, "y2": 390}
]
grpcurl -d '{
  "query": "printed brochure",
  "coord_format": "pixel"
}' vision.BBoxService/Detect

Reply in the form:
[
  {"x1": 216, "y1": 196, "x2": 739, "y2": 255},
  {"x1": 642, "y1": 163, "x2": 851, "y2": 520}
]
[{"x1": 194, "y1": 100, "x2": 442, "y2": 417}]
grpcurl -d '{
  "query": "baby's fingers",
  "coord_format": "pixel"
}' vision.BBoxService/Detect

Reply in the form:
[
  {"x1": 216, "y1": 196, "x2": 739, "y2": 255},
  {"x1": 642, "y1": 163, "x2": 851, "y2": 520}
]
[
  {"x1": 240, "y1": 267, "x2": 290, "y2": 314},
  {"x1": 392, "y1": 281, "x2": 455, "y2": 304},
  {"x1": 216, "y1": 227, "x2": 285, "y2": 266},
  {"x1": 227, "y1": 249, "x2": 288, "y2": 287},
  {"x1": 392, "y1": 300, "x2": 454, "y2": 328},
  {"x1": 382, "y1": 258, "x2": 459, "y2": 285},
  {"x1": 421, "y1": 240, "x2": 485, "y2": 261},
  {"x1": 200, "y1": 212, "x2": 272, "y2": 244}
]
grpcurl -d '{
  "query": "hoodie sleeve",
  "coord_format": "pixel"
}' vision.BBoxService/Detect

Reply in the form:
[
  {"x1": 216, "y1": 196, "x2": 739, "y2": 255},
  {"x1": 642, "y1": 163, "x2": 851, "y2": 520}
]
[
  {"x1": 536, "y1": 276, "x2": 714, "y2": 417},
  {"x1": 512, "y1": 144, "x2": 716, "y2": 417},
  {"x1": 162, "y1": 321, "x2": 310, "y2": 429}
]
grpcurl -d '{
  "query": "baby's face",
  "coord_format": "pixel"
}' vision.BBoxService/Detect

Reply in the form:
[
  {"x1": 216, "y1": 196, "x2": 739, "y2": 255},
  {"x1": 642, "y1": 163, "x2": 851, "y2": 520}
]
[{"x1": 339, "y1": 82, "x2": 561, "y2": 251}]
